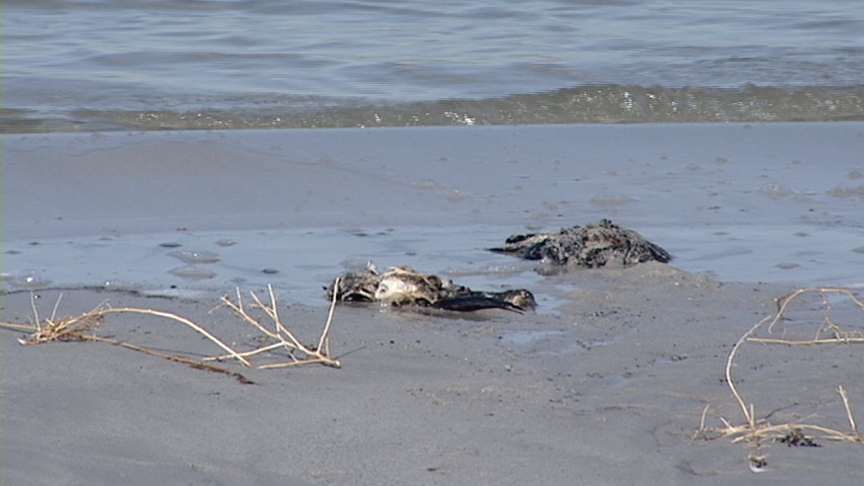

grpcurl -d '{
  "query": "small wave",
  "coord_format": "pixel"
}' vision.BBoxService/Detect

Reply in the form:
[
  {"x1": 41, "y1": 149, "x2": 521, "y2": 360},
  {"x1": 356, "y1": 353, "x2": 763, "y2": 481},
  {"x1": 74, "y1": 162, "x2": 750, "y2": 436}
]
[{"x1": 3, "y1": 84, "x2": 863, "y2": 133}]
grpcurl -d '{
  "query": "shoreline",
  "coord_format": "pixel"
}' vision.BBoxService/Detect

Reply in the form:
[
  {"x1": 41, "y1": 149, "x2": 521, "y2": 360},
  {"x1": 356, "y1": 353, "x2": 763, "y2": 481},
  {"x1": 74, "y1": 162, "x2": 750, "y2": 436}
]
[{"x1": 4, "y1": 123, "x2": 864, "y2": 299}]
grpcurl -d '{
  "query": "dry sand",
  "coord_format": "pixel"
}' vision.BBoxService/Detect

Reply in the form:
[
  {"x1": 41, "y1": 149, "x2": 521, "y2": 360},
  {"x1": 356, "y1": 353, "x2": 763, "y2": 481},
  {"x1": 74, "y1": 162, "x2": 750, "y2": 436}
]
[{"x1": 3, "y1": 124, "x2": 864, "y2": 485}]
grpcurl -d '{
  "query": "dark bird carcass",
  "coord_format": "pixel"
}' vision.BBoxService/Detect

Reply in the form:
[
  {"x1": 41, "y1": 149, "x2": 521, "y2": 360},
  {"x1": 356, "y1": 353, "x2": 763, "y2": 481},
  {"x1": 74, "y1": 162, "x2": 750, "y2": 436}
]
[
  {"x1": 327, "y1": 263, "x2": 536, "y2": 313},
  {"x1": 490, "y1": 219, "x2": 670, "y2": 268}
]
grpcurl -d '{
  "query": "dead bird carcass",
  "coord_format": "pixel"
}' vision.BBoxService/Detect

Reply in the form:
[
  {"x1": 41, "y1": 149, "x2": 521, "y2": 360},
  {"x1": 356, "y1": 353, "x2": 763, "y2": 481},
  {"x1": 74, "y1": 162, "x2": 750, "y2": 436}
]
[
  {"x1": 326, "y1": 264, "x2": 536, "y2": 313},
  {"x1": 490, "y1": 219, "x2": 670, "y2": 268}
]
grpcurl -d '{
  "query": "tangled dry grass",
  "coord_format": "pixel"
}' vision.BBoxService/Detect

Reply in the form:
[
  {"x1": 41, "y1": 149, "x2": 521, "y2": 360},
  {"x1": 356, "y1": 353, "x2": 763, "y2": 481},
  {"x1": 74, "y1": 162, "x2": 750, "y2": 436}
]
[
  {"x1": 0, "y1": 281, "x2": 342, "y2": 384},
  {"x1": 693, "y1": 287, "x2": 864, "y2": 470}
]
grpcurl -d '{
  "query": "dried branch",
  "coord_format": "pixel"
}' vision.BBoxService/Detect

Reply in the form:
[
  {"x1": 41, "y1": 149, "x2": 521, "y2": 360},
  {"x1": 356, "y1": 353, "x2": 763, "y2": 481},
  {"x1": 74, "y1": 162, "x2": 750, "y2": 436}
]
[
  {"x1": 695, "y1": 287, "x2": 864, "y2": 468},
  {"x1": 1, "y1": 281, "x2": 344, "y2": 381},
  {"x1": 209, "y1": 281, "x2": 341, "y2": 368}
]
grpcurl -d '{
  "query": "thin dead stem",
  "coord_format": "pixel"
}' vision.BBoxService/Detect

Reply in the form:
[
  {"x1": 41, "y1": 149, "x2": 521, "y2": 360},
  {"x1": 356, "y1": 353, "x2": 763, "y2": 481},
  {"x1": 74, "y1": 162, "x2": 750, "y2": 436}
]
[
  {"x1": 0, "y1": 280, "x2": 343, "y2": 381},
  {"x1": 209, "y1": 281, "x2": 341, "y2": 368},
  {"x1": 839, "y1": 385, "x2": 860, "y2": 438},
  {"x1": 104, "y1": 307, "x2": 252, "y2": 367},
  {"x1": 695, "y1": 287, "x2": 864, "y2": 467},
  {"x1": 29, "y1": 291, "x2": 41, "y2": 331}
]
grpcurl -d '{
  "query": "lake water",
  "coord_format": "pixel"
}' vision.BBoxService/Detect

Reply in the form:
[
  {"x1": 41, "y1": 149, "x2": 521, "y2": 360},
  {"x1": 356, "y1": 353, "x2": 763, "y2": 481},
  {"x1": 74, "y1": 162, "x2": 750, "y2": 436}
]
[{"x1": 4, "y1": 0, "x2": 864, "y2": 132}]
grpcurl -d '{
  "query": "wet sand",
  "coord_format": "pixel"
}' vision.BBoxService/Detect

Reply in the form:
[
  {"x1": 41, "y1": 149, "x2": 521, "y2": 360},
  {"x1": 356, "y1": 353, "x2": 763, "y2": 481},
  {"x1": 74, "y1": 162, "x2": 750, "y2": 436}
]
[
  {"x1": 3, "y1": 124, "x2": 864, "y2": 484},
  {"x1": 3, "y1": 269, "x2": 864, "y2": 485}
]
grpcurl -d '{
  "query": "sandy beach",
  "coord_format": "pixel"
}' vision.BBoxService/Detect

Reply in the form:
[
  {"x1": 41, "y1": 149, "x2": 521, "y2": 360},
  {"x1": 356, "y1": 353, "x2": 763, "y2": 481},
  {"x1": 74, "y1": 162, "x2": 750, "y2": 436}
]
[{"x1": 3, "y1": 123, "x2": 864, "y2": 485}]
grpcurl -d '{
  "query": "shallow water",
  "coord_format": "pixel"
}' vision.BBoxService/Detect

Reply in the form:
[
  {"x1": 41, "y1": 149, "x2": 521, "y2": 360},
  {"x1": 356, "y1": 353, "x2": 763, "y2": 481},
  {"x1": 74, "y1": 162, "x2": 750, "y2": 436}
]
[
  {"x1": 4, "y1": 0, "x2": 864, "y2": 132},
  {"x1": 3, "y1": 222, "x2": 863, "y2": 307},
  {"x1": 4, "y1": 125, "x2": 864, "y2": 309}
]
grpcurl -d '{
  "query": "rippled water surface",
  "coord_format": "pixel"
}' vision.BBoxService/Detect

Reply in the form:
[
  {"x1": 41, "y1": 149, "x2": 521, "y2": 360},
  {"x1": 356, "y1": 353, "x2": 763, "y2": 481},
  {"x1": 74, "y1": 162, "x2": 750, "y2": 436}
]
[{"x1": 4, "y1": 0, "x2": 864, "y2": 132}]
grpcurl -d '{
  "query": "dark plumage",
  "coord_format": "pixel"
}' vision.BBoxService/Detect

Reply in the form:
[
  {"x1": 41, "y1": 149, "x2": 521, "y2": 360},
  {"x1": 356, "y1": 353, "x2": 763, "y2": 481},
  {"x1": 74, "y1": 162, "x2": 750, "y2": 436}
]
[
  {"x1": 490, "y1": 219, "x2": 670, "y2": 268},
  {"x1": 326, "y1": 264, "x2": 536, "y2": 313}
]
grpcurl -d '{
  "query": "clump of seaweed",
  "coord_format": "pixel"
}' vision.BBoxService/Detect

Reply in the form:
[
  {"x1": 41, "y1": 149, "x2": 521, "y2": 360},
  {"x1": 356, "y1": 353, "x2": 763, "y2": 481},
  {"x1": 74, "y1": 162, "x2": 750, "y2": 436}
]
[
  {"x1": 693, "y1": 288, "x2": 864, "y2": 470},
  {"x1": 0, "y1": 280, "x2": 343, "y2": 383}
]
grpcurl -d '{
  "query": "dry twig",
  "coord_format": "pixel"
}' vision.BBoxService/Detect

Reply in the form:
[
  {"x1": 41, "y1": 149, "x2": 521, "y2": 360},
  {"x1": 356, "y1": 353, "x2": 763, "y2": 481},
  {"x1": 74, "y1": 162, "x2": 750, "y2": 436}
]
[
  {"x1": 209, "y1": 282, "x2": 341, "y2": 368},
  {"x1": 0, "y1": 281, "x2": 343, "y2": 382},
  {"x1": 693, "y1": 287, "x2": 864, "y2": 469}
]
